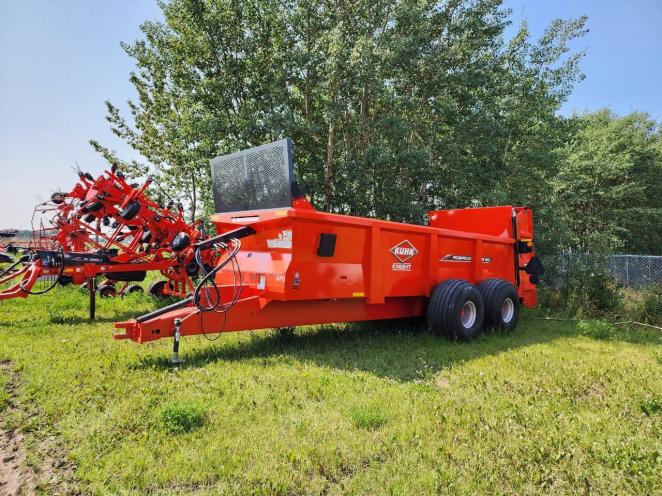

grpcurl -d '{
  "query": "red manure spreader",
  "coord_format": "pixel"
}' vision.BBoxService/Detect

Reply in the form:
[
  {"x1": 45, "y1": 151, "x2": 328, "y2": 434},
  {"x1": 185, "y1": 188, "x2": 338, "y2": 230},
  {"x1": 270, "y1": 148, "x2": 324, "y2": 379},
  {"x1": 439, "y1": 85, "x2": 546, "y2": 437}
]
[{"x1": 114, "y1": 139, "x2": 544, "y2": 361}]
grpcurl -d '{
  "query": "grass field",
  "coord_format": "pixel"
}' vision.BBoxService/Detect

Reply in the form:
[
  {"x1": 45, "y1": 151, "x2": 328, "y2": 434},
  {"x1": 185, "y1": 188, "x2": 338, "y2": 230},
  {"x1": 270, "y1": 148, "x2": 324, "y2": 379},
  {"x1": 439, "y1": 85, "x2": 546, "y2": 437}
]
[{"x1": 0, "y1": 286, "x2": 660, "y2": 495}]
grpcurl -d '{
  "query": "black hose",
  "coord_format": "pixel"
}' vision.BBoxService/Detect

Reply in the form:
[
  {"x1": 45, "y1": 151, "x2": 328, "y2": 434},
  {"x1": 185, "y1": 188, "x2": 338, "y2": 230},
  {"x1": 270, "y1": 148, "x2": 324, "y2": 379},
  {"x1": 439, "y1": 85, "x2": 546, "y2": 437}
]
[
  {"x1": 19, "y1": 247, "x2": 65, "y2": 295},
  {"x1": 192, "y1": 239, "x2": 243, "y2": 313},
  {"x1": 0, "y1": 258, "x2": 22, "y2": 279}
]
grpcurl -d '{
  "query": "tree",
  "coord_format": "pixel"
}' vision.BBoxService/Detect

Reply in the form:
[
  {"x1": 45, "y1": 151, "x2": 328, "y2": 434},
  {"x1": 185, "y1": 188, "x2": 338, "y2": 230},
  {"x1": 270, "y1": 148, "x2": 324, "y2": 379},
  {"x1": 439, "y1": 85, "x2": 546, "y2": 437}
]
[
  {"x1": 93, "y1": 0, "x2": 587, "y2": 226},
  {"x1": 553, "y1": 110, "x2": 662, "y2": 254}
]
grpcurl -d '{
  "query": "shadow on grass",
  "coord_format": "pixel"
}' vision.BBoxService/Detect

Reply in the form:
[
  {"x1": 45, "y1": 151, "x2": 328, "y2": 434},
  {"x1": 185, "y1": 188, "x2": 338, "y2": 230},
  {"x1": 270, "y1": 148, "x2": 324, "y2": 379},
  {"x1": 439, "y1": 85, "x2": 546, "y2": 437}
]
[
  {"x1": 48, "y1": 311, "x2": 152, "y2": 325},
  {"x1": 47, "y1": 296, "x2": 177, "y2": 325},
  {"x1": 133, "y1": 317, "x2": 579, "y2": 381}
]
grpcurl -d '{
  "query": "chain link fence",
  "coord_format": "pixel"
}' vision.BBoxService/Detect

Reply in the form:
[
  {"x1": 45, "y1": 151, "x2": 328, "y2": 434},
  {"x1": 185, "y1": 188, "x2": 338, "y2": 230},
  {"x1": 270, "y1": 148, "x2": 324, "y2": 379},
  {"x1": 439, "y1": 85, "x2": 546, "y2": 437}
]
[{"x1": 543, "y1": 254, "x2": 662, "y2": 288}]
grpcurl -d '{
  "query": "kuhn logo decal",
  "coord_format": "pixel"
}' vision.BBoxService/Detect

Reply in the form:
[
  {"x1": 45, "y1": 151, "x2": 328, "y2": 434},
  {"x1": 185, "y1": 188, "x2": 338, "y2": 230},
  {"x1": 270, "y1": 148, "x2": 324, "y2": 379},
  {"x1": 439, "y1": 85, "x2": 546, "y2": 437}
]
[
  {"x1": 390, "y1": 240, "x2": 418, "y2": 271},
  {"x1": 390, "y1": 240, "x2": 419, "y2": 262}
]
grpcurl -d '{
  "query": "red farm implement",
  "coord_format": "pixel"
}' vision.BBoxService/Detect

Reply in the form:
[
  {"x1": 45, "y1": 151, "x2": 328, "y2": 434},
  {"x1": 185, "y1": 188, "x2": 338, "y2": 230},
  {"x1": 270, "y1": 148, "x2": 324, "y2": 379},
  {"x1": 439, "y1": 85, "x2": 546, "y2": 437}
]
[
  {"x1": 113, "y1": 139, "x2": 544, "y2": 362},
  {"x1": 0, "y1": 167, "x2": 215, "y2": 315},
  {"x1": 0, "y1": 230, "x2": 18, "y2": 266}
]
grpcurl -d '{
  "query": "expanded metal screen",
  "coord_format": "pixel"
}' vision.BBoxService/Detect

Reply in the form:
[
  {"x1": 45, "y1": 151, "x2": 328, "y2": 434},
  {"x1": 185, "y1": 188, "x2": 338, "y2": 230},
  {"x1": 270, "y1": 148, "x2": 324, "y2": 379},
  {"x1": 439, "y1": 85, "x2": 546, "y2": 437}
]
[{"x1": 210, "y1": 139, "x2": 294, "y2": 213}]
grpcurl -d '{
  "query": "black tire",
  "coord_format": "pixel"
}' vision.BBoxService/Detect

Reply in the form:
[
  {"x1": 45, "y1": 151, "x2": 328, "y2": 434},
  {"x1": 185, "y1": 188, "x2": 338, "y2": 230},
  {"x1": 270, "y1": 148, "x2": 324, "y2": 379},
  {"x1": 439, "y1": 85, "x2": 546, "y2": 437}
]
[
  {"x1": 171, "y1": 232, "x2": 190, "y2": 252},
  {"x1": 97, "y1": 284, "x2": 117, "y2": 298},
  {"x1": 428, "y1": 279, "x2": 485, "y2": 341},
  {"x1": 119, "y1": 200, "x2": 141, "y2": 221},
  {"x1": 83, "y1": 213, "x2": 96, "y2": 223},
  {"x1": 86, "y1": 201, "x2": 104, "y2": 212},
  {"x1": 185, "y1": 261, "x2": 199, "y2": 277},
  {"x1": 478, "y1": 278, "x2": 520, "y2": 331},
  {"x1": 125, "y1": 284, "x2": 144, "y2": 295},
  {"x1": 148, "y1": 280, "x2": 168, "y2": 299},
  {"x1": 51, "y1": 192, "x2": 66, "y2": 204}
]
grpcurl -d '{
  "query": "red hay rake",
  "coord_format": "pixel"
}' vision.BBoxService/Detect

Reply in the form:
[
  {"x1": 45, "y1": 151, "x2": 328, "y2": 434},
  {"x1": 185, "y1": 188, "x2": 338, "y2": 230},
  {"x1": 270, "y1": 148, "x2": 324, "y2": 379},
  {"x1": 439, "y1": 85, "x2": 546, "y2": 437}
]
[{"x1": 0, "y1": 166, "x2": 216, "y2": 316}]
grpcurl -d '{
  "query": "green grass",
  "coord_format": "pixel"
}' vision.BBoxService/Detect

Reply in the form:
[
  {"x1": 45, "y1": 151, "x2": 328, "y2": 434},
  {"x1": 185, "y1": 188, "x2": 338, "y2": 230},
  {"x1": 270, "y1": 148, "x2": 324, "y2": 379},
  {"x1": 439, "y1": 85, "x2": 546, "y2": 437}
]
[
  {"x1": 0, "y1": 286, "x2": 660, "y2": 495},
  {"x1": 160, "y1": 400, "x2": 208, "y2": 434},
  {"x1": 0, "y1": 367, "x2": 10, "y2": 412}
]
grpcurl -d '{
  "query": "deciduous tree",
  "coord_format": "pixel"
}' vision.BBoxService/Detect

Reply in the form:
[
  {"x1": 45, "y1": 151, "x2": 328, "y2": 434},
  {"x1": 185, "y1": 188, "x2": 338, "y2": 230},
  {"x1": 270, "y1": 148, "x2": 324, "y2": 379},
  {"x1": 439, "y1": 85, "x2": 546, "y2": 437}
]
[{"x1": 93, "y1": 0, "x2": 587, "y2": 230}]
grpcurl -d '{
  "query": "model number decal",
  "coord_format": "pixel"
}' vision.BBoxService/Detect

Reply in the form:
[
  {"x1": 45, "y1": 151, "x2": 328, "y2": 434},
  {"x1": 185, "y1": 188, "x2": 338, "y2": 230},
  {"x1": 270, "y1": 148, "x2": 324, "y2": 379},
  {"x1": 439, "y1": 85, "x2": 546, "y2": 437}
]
[{"x1": 441, "y1": 255, "x2": 492, "y2": 263}]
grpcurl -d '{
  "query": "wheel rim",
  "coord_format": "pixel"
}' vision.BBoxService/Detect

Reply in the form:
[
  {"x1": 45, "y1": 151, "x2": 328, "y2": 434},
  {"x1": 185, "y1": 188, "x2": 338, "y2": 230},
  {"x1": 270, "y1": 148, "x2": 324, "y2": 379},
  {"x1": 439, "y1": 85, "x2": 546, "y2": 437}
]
[
  {"x1": 101, "y1": 287, "x2": 116, "y2": 297},
  {"x1": 460, "y1": 301, "x2": 477, "y2": 328},
  {"x1": 501, "y1": 298, "x2": 514, "y2": 323}
]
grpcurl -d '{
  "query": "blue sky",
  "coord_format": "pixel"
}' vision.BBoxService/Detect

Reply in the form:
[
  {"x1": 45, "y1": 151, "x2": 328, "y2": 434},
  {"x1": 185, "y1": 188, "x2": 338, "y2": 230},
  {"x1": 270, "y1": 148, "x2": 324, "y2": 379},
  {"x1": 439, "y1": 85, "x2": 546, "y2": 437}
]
[{"x1": 1, "y1": 0, "x2": 661, "y2": 228}]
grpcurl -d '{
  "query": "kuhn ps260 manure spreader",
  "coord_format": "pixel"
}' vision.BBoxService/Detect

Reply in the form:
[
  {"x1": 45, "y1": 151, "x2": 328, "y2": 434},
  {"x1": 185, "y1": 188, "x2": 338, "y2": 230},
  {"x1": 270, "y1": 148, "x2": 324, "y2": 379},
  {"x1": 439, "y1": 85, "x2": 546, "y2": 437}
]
[{"x1": 115, "y1": 139, "x2": 544, "y2": 359}]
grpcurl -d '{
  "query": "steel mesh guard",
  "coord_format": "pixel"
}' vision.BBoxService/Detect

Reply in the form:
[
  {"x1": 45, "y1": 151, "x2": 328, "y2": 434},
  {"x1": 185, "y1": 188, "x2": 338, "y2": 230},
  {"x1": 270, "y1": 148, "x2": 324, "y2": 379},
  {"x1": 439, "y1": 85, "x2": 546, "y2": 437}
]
[{"x1": 210, "y1": 139, "x2": 294, "y2": 213}]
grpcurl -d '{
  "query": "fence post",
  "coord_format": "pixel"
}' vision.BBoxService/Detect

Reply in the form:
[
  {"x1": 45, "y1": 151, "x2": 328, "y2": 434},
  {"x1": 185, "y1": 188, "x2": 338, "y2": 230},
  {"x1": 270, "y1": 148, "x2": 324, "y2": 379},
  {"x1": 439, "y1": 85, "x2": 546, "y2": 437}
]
[{"x1": 625, "y1": 257, "x2": 629, "y2": 286}]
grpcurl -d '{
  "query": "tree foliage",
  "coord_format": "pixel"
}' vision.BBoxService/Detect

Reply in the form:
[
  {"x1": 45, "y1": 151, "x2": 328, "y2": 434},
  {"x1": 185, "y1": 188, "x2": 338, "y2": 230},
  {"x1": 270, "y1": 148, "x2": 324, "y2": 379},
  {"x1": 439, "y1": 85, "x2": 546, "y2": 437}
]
[
  {"x1": 94, "y1": 0, "x2": 587, "y2": 224},
  {"x1": 92, "y1": 1, "x2": 662, "y2": 255},
  {"x1": 552, "y1": 110, "x2": 662, "y2": 254}
]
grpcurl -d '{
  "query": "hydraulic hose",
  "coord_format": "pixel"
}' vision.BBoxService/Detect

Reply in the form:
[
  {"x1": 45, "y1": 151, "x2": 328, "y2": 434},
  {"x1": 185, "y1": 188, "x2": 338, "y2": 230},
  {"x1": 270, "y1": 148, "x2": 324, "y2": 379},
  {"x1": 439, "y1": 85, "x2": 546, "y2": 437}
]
[
  {"x1": 19, "y1": 247, "x2": 65, "y2": 295},
  {"x1": 193, "y1": 238, "x2": 242, "y2": 313}
]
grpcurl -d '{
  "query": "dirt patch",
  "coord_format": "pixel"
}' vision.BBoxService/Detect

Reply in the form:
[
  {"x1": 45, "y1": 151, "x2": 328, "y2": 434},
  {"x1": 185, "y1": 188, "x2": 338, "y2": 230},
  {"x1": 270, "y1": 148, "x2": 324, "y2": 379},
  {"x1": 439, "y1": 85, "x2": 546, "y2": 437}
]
[
  {"x1": 0, "y1": 429, "x2": 36, "y2": 496},
  {"x1": 0, "y1": 362, "x2": 79, "y2": 496}
]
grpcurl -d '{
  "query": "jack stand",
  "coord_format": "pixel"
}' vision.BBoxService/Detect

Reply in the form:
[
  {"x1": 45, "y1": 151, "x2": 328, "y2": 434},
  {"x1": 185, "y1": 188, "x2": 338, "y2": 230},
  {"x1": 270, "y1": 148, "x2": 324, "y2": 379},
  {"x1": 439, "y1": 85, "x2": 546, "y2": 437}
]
[
  {"x1": 171, "y1": 318, "x2": 183, "y2": 365},
  {"x1": 88, "y1": 277, "x2": 96, "y2": 320}
]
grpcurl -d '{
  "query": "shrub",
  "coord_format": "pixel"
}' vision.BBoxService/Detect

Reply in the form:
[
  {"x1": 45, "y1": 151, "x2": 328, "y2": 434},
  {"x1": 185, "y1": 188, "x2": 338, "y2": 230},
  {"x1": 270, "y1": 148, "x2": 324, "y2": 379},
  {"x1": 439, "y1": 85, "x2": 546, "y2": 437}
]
[
  {"x1": 577, "y1": 320, "x2": 616, "y2": 340},
  {"x1": 559, "y1": 257, "x2": 620, "y2": 316},
  {"x1": 160, "y1": 401, "x2": 207, "y2": 434},
  {"x1": 617, "y1": 284, "x2": 662, "y2": 326},
  {"x1": 537, "y1": 286, "x2": 565, "y2": 310},
  {"x1": 640, "y1": 284, "x2": 662, "y2": 325}
]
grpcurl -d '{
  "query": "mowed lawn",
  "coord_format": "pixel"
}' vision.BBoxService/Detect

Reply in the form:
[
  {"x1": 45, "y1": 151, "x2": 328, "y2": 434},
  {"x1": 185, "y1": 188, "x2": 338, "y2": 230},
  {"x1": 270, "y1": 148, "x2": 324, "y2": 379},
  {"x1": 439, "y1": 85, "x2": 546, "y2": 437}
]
[{"x1": 0, "y1": 287, "x2": 660, "y2": 495}]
